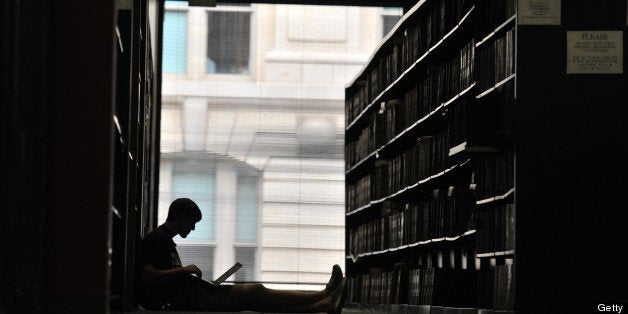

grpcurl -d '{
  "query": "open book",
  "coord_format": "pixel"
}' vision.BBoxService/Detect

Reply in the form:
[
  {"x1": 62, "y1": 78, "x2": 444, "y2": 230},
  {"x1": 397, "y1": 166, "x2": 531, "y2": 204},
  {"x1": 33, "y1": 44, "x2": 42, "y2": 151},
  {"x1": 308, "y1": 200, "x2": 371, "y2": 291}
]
[{"x1": 191, "y1": 262, "x2": 243, "y2": 286}]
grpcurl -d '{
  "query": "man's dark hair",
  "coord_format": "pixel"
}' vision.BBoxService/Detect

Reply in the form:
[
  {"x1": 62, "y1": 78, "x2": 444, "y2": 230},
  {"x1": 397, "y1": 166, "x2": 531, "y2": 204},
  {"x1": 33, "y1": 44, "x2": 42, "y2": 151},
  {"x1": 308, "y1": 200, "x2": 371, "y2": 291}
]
[{"x1": 166, "y1": 198, "x2": 202, "y2": 222}]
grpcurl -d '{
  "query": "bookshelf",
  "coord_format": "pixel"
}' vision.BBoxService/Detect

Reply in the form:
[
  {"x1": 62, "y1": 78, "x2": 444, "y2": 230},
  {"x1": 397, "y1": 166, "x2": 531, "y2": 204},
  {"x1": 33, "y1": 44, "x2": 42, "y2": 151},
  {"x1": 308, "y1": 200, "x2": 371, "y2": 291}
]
[
  {"x1": 110, "y1": 0, "x2": 161, "y2": 311},
  {"x1": 344, "y1": 0, "x2": 627, "y2": 313}
]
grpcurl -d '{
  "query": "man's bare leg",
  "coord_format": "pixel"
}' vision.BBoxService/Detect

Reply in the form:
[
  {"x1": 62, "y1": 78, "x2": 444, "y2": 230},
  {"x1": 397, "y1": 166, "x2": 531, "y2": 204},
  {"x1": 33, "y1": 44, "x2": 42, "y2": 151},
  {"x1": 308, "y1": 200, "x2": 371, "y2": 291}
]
[
  {"x1": 222, "y1": 265, "x2": 344, "y2": 312},
  {"x1": 228, "y1": 283, "x2": 330, "y2": 310},
  {"x1": 229, "y1": 284, "x2": 331, "y2": 313}
]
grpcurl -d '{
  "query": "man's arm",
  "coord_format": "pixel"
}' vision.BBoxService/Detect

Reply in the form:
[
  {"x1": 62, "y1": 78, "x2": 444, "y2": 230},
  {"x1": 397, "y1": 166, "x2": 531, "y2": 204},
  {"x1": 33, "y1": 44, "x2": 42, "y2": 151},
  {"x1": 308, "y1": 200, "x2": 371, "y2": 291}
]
[{"x1": 142, "y1": 264, "x2": 203, "y2": 284}]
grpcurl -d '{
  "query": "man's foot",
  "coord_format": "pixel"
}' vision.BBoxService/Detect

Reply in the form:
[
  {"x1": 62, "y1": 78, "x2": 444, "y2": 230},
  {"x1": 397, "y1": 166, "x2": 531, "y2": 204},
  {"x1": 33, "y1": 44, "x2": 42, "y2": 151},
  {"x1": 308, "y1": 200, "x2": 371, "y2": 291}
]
[
  {"x1": 325, "y1": 264, "x2": 343, "y2": 293},
  {"x1": 327, "y1": 276, "x2": 347, "y2": 314}
]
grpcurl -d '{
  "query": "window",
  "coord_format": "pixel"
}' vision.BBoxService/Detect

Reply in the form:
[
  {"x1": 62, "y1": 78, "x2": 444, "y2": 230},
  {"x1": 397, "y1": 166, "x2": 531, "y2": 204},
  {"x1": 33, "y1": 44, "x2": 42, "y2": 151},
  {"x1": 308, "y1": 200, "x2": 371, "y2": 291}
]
[
  {"x1": 178, "y1": 244, "x2": 215, "y2": 280},
  {"x1": 161, "y1": 153, "x2": 261, "y2": 280},
  {"x1": 382, "y1": 7, "x2": 403, "y2": 38},
  {"x1": 163, "y1": 9, "x2": 188, "y2": 73},
  {"x1": 236, "y1": 174, "x2": 259, "y2": 242},
  {"x1": 235, "y1": 246, "x2": 256, "y2": 281},
  {"x1": 206, "y1": 4, "x2": 252, "y2": 74},
  {"x1": 161, "y1": 3, "x2": 389, "y2": 290},
  {"x1": 172, "y1": 165, "x2": 216, "y2": 242}
]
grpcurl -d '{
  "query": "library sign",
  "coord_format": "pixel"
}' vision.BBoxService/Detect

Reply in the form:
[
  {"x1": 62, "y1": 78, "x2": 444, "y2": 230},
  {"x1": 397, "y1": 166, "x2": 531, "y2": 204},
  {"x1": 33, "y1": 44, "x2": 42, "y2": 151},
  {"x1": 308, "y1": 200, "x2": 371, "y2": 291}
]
[
  {"x1": 567, "y1": 31, "x2": 623, "y2": 74},
  {"x1": 518, "y1": 0, "x2": 561, "y2": 25}
]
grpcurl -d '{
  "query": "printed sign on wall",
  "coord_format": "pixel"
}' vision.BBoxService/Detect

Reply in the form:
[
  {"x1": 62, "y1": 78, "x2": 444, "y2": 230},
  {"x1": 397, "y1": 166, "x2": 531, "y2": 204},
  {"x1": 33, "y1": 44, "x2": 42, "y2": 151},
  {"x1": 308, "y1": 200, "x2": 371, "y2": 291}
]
[
  {"x1": 518, "y1": 0, "x2": 561, "y2": 25},
  {"x1": 567, "y1": 31, "x2": 623, "y2": 74}
]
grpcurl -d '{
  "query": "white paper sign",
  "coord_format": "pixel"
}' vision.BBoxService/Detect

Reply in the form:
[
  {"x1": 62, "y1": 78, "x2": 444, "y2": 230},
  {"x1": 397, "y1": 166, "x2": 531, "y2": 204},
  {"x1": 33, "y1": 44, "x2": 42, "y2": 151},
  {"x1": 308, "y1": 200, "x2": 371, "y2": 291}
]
[
  {"x1": 518, "y1": 0, "x2": 561, "y2": 25},
  {"x1": 567, "y1": 31, "x2": 623, "y2": 74}
]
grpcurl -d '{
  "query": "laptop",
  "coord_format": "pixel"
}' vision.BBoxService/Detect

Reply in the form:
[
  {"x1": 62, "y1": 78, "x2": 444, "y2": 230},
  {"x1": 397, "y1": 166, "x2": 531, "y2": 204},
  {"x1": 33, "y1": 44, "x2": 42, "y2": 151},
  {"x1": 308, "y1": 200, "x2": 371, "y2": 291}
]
[{"x1": 191, "y1": 262, "x2": 243, "y2": 286}]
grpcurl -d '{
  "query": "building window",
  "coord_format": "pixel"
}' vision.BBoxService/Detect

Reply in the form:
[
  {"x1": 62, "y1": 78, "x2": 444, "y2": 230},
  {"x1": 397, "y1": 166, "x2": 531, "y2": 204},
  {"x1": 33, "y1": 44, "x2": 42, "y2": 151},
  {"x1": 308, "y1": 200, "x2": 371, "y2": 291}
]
[
  {"x1": 163, "y1": 154, "x2": 261, "y2": 281},
  {"x1": 235, "y1": 246, "x2": 256, "y2": 281},
  {"x1": 382, "y1": 7, "x2": 403, "y2": 38},
  {"x1": 236, "y1": 174, "x2": 259, "y2": 242},
  {"x1": 206, "y1": 4, "x2": 252, "y2": 74},
  {"x1": 163, "y1": 9, "x2": 188, "y2": 73},
  {"x1": 178, "y1": 244, "x2": 215, "y2": 280},
  {"x1": 172, "y1": 162, "x2": 216, "y2": 242}
]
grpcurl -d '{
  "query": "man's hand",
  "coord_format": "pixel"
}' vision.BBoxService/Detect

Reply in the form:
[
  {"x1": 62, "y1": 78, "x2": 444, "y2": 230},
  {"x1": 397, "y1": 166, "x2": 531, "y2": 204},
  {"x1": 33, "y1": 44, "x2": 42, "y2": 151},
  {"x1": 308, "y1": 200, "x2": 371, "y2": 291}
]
[
  {"x1": 142, "y1": 264, "x2": 203, "y2": 284},
  {"x1": 183, "y1": 264, "x2": 202, "y2": 278}
]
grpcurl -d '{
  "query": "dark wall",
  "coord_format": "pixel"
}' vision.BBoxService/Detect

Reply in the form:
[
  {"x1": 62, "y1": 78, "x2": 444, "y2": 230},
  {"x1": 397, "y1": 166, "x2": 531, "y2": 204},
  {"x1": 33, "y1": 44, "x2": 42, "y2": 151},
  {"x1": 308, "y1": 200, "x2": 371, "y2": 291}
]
[
  {"x1": 1, "y1": 0, "x2": 51, "y2": 312},
  {"x1": 515, "y1": 1, "x2": 628, "y2": 312},
  {"x1": 46, "y1": 1, "x2": 117, "y2": 313},
  {"x1": 1, "y1": 0, "x2": 117, "y2": 313}
]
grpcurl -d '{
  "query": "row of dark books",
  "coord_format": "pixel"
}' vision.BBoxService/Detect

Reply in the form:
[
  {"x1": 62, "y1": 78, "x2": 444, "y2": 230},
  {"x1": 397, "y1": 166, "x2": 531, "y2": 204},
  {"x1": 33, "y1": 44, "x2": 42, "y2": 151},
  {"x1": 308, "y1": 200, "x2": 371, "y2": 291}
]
[
  {"x1": 401, "y1": 0, "x2": 475, "y2": 69},
  {"x1": 345, "y1": 40, "x2": 474, "y2": 171},
  {"x1": 345, "y1": 116, "x2": 377, "y2": 170},
  {"x1": 476, "y1": 28, "x2": 515, "y2": 93},
  {"x1": 370, "y1": 0, "x2": 474, "y2": 107},
  {"x1": 348, "y1": 267, "x2": 475, "y2": 308},
  {"x1": 347, "y1": 131, "x2": 514, "y2": 215},
  {"x1": 347, "y1": 269, "x2": 404, "y2": 306},
  {"x1": 346, "y1": 128, "x2": 451, "y2": 212},
  {"x1": 346, "y1": 174, "x2": 372, "y2": 212},
  {"x1": 346, "y1": 37, "x2": 474, "y2": 139},
  {"x1": 473, "y1": 147, "x2": 514, "y2": 201},
  {"x1": 474, "y1": 0, "x2": 516, "y2": 40},
  {"x1": 346, "y1": 265, "x2": 514, "y2": 310},
  {"x1": 347, "y1": 187, "x2": 472, "y2": 255},
  {"x1": 373, "y1": 130, "x2": 450, "y2": 201},
  {"x1": 345, "y1": 83, "x2": 369, "y2": 126},
  {"x1": 476, "y1": 203, "x2": 515, "y2": 254},
  {"x1": 347, "y1": 1, "x2": 516, "y2": 129},
  {"x1": 345, "y1": 0, "x2": 474, "y2": 126},
  {"x1": 380, "y1": 41, "x2": 475, "y2": 143}
]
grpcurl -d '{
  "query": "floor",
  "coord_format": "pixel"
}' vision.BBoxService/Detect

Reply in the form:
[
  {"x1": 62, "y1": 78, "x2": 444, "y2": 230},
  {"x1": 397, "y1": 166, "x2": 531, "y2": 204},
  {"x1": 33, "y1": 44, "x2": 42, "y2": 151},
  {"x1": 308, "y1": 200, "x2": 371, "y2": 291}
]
[{"x1": 129, "y1": 311, "x2": 338, "y2": 314}]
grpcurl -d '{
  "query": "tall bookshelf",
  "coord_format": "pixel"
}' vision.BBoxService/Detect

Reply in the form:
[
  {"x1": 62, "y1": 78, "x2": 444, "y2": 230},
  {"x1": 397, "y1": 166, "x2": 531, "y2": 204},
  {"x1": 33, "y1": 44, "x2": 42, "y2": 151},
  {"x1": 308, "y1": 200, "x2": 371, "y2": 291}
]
[
  {"x1": 344, "y1": 0, "x2": 627, "y2": 313},
  {"x1": 111, "y1": 0, "x2": 161, "y2": 311}
]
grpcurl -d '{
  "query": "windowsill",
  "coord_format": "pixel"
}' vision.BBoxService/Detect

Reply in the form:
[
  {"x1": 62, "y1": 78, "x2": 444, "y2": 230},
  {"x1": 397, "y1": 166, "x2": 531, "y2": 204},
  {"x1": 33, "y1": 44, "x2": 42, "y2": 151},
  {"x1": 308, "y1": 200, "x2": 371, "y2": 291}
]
[
  {"x1": 162, "y1": 72, "x2": 254, "y2": 82},
  {"x1": 202, "y1": 72, "x2": 254, "y2": 82}
]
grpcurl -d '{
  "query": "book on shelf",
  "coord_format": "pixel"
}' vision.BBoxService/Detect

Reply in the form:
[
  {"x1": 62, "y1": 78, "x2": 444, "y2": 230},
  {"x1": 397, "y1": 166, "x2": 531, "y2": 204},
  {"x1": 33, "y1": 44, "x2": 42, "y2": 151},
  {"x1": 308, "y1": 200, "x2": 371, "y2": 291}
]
[
  {"x1": 475, "y1": 264, "x2": 515, "y2": 311},
  {"x1": 476, "y1": 28, "x2": 514, "y2": 93},
  {"x1": 476, "y1": 202, "x2": 515, "y2": 255},
  {"x1": 492, "y1": 264, "x2": 514, "y2": 311},
  {"x1": 473, "y1": 146, "x2": 514, "y2": 201}
]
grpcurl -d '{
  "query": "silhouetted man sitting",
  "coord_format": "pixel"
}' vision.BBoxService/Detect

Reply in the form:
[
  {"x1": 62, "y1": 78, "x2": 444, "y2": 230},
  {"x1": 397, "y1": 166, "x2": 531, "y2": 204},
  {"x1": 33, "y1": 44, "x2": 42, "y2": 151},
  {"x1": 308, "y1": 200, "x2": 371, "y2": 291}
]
[{"x1": 136, "y1": 197, "x2": 346, "y2": 313}]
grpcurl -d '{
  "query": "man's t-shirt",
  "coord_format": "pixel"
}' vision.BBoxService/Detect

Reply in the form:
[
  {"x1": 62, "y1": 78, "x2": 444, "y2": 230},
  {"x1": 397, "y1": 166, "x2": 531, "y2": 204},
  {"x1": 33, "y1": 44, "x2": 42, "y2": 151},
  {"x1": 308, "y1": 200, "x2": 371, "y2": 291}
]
[
  {"x1": 139, "y1": 224, "x2": 188, "y2": 301},
  {"x1": 138, "y1": 224, "x2": 234, "y2": 311}
]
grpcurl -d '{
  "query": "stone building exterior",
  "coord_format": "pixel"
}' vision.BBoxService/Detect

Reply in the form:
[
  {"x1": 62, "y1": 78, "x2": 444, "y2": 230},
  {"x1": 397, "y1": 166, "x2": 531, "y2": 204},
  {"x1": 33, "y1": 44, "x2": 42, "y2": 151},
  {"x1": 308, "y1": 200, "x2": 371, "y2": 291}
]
[{"x1": 158, "y1": 2, "x2": 400, "y2": 289}]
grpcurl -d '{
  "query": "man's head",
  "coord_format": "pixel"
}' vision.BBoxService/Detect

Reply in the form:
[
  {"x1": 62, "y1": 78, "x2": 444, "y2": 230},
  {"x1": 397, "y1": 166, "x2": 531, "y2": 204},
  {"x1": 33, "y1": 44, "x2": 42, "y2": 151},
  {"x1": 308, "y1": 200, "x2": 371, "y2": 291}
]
[{"x1": 166, "y1": 198, "x2": 202, "y2": 238}]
